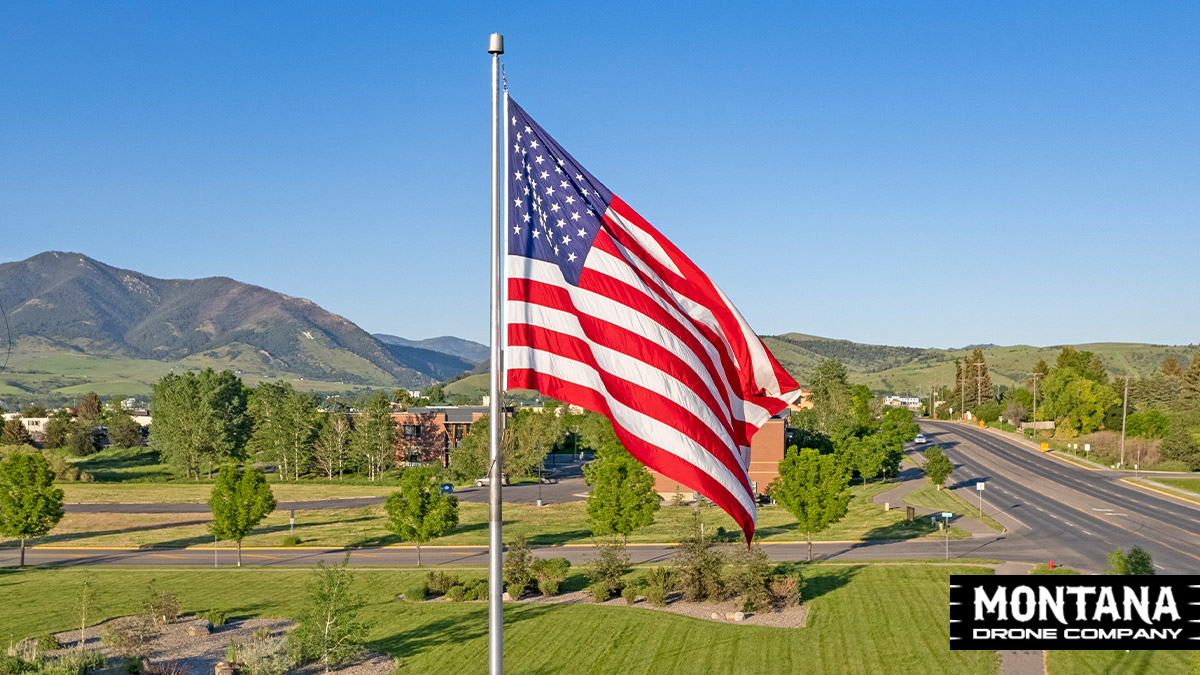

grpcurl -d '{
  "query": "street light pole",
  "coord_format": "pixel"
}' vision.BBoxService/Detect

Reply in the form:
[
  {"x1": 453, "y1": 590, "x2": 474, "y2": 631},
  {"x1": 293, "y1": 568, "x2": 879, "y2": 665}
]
[{"x1": 1119, "y1": 375, "x2": 1129, "y2": 469}]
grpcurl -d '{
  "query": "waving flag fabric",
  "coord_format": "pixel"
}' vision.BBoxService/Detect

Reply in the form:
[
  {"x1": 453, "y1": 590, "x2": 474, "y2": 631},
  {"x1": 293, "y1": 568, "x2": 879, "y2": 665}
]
[{"x1": 504, "y1": 97, "x2": 800, "y2": 541}]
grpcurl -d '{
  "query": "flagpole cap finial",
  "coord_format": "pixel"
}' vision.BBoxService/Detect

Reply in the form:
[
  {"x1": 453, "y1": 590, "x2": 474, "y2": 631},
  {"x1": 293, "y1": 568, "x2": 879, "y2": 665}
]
[{"x1": 488, "y1": 33, "x2": 504, "y2": 54}]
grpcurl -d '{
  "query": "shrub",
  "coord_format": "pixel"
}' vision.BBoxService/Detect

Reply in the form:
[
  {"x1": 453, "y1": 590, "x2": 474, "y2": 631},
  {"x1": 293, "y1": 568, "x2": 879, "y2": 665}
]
[
  {"x1": 588, "y1": 581, "x2": 610, "y2": 603},
  {"x1": 645, "y1": 566, "x2": 674, "y2": 592},
  {"x1": 101, "y1": 620, "x2": 153, "y2": 657},
  {"x1": 252, "y1": 627, "x2": 271, "y2": 641},
  {"x1": 621, "y1": 584, "x2": 639, "y2": 605},
  {"x1": 585, "y1": 541, "x2": 628, "y2": 596},
  {"x1": 726, "y1": 545, "x2": 773, "y2": 612},
  {"x1": 426, "y1": 570, "x2": 460, "y2": 595},
  {"x1": 769, "y1": 574, "x2": 804, "y2": 609},
  {"x1": 447, "y1": 585, "x2": 466, "y2": 602},
  {"x1": 41, "y1": 451, "x2": 81, "y2": 482},
  {"x1": 462, "y1": 579, "x2": 488, "y2": 602},
  {"x1": 226, "y1": 640, "x2": 241, "y2": 664},
  {"x1": 141, "y1": 583, "x2": 181, "y2": 625},
  {"x1": 35, "y1": 632, "x2": 62, "y2": 651},
  {"x1": 240, "y1": 635, "x2": 293, "y2": 675},
  {"x1": 644, "y1": 584, "x2": 667, "y2": 607},
  {"x1": 531, "y1": 557, "x2": 570, "y2": 597},
  {"x1": 503, "y1": 533, "x2": 534, "y2": 596},
  {"x1": 280, "y1": 535, "x2": 302, "y2": 547},
  {"x1": 673, "y1": 513, "x2": 723, "y2": 602},
  {"x1": 403, "y1": 581, "x2": 428, "y2": 602},
  {"x1": 199, "y1": 609, "x2": 228, "y2": 627}
]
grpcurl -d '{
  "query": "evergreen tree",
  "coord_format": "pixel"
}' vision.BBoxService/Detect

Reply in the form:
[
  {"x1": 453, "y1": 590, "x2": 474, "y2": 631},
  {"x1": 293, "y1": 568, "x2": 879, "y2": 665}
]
[
  {"x1": 1183, "y1": 349, "x2": 1200, "y2": 406},
  {"x1": 106, "y1": 403, "x2": 144, "y2": 448},
  {"x1": 1162, "y1": 357, "x2": 1183, "y2": 377},
  {"x1": 44, "y1": 409, "x2": 73, "y2": 449},
  {"x1": 1, "y1": 418, "x2": 32, "y2": 446},
  {"x1": 75, "y1": 391, "x2": 103, "y2": 422}
]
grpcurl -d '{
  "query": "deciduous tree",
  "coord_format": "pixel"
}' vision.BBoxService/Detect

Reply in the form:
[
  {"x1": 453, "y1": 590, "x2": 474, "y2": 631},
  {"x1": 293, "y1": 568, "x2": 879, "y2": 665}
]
[
  {"x1": 106, "y1": 403, "x2": 144, "y2": 449},
  {"x1": 922, "y1": 446, "x2": 953, "y2": 489},
  {"x1": 207, "y1": 465, "x2": 276, "y2": 566},
  {"x1": 312, "y1": 412, "x2": 352, "y2": 480},
  {"x1": 0, "y1": 452, "x2": 65, "y2": 565},
  {"x1": 152, "y1": 369, "x2": 250, "y2": 479},
  {"x1": 384, "y1": 467, "x2": 459, "y2": 566},
  {"x1": 292, "y1": 553, "x2": 364, "y2": 672},
  {"x1": 353, "y1": 392, "x2": 396, "y2": 481},
  {"x1": 584, "y1": 446, "x2": 660, "y2": 544},
  {"x1": 769, "y1": 446, "x2": 851, "y2": 561}
]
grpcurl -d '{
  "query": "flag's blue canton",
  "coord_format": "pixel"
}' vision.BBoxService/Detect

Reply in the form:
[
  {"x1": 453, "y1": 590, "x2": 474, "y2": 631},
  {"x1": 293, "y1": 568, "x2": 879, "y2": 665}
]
[{"x1": 507, "y1": 98, "x2": 613, "y2": 286}]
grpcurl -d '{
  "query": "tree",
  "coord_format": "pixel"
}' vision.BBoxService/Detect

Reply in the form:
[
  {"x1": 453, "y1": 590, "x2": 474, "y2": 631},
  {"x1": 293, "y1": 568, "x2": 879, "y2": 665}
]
[
  {"x1": 106, "y1": 404, "x2": 143, "y2": 448},
  {"x1": 151, "y1": 369, "x2": 250, "y2": 479},
  {"x1": 312, "y1": 412, "x2": 352, "y2": 480},
  {"x1": 384, "y1": 467, "x2": 459, "y2": 565},
  {"x1": 75, "y1": 391, "x2": 103, "y2": 422},
  {"x1": 583, "y1": 447, "x2": 660, "y2": 544},
  {"x1": 65, "y1": 422, "x2": 100, "y2": 456},
  {"x1": 1, "y1": 418, "x2": 32, "y2": 446},
  {"x1": 808, "y1": 359, "x2": 853, "y2": 434},
  {"x1": 207, "y1": 465, "x2": 276, "y2": 567},
  {"x1": 0, "y1": 452, "x2": 65, "y2": 566},
  {"x1": 1004, "y1": 401, "x2": 1028, "y2": 426},
  {"x1": 842, "y1": 434, "x2": 885, "y2": 486},
  {"x1": 1161, "y1": 425, "x2": 1200, "y2": 470},
  {"x1": 354, "y1": 392, "x2": 396, "y2": 481},
  {"x1": 672, "y1": 511, "x2": 724, "y2": 601},
  {"x1": 421, "y1": 384, "x2": 446, "y2": 405},
  {"x1": 1105, "y1": 545, "x2": 1155, "y2": 575},
  {"x1": 922, "y1": 446, "x2": 954, "y2": 490},
  {"x1": 1183, "y1": 349, "x2": 1200, "y2": 406},
  {"x1": 391, "y1": 388, "x2": 413, "y2": 409},
  {"x1": 769, "y1": 446, "x2": 851, "y2": 561},
  {"x1": 20, "y1": 405, "x2": 48, "y2": 418},
  {"x1": 292, "y1": 553, "x2": 365, "y2": 672},
  {"x1": 248, "y1": 382, "x2": 318, "y2": 481},
  {"x1": 44, "y1": 409, "x2": 73, "y2": 449},
  {"x1": 448, "y1": 414, "x2": 492, "y2": 482},
  {"x1": 1162, "y1": 357, "x2": 1183, "y2": 377},
  {"x1": 76, "y1": 573, "x2": 98, "y2": 651},
  {"x1": 504, "y1": 409, "x2": 563, "y2": 477}
]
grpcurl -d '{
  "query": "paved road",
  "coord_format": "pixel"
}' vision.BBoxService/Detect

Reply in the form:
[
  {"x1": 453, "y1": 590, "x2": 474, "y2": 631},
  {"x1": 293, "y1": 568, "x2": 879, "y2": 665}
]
[
  {"x1": 63, "y1": 460, "x2": 590, "y2": 514},
  {"x1": 918, "y1": 421, "x2": 1200, "y2": 574}
]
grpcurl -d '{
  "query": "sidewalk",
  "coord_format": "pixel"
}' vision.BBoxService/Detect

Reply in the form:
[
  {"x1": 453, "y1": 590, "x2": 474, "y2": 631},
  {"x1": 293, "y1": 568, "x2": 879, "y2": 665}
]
[{"x1": 872, "y1": 459, "x2": 999, "y2": 538}]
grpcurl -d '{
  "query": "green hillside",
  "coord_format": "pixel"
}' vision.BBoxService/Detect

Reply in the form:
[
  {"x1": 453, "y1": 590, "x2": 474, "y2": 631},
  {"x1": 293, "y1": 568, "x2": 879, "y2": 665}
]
[{"x1": 762, "y1": 334, "x2": 1197, "y2": 395}]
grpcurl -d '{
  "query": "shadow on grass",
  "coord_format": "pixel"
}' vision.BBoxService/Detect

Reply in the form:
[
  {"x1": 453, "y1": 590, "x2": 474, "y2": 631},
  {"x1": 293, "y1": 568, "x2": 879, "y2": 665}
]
[
  {"x1": 370, "y1": 602, "x2": 557, "y2": 660},
  {"x1": 0, "y1": 519, "x2": 212, "y2": 548}
]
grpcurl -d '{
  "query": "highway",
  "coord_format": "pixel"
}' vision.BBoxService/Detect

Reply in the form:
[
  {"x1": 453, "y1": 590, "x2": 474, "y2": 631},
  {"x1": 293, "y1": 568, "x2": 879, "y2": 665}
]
[
  {"x1": 919, "y1": 421, "x2": 1200, "y2": 574},
  {"x1": 6, "y1": 423, "x2": 1198, "y2": 572}
]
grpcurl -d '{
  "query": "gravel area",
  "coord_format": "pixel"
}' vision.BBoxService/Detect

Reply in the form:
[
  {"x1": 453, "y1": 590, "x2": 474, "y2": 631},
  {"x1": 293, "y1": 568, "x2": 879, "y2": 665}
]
[
  {"x1": 519, "y1": 590, "x2": 807, "y2": 628},
  {"x1": 52, "y1": 616, "x2": 394, "y2": 675}
]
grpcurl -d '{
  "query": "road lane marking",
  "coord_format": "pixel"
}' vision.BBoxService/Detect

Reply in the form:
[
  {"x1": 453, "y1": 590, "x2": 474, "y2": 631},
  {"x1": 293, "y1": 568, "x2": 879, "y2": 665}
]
[
  {"x1": 148, "y1": 554, "x2": 187, "y2": 559},
  {"x1": 242, "y1": 554, "x2": 284, "y2": 560}
]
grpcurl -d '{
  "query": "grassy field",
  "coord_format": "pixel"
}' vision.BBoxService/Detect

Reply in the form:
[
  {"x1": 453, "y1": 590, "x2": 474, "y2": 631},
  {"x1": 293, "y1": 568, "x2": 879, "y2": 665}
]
[
  {"x1": 7, "y1": 482, "x2": 968, "y2": 549},
  {"x1": 1045, "y1": 650, "x2": 1194, "y2": 675},
  {"x1": 901, "y1": 484, "x2": 1005, "y2": 532},
  {"x1": 0, "y1": 564, "x2": 999, "y2": 675},
  {"x1": 1151, "y1": 477, "x2": 1200, "y2": 498}
]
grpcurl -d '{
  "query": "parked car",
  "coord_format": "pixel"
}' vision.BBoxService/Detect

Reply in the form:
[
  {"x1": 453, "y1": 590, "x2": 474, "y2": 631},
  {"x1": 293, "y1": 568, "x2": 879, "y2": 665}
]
[
  {"x1": 914, "y1": 434, "x2": 927, "y2": 444},
  {"x1": 474, "y1": 473, "x2": 510, "y2": 487}
]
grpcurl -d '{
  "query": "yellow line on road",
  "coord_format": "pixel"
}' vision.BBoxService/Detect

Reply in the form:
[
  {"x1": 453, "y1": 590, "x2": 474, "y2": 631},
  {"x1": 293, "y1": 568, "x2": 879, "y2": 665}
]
[
  {"x1": 148, "y1": 554, "x2": 187, "y2": 559},
  {"x1": 1120, "y1": 478, "x2": 1200, "y2": 509}
]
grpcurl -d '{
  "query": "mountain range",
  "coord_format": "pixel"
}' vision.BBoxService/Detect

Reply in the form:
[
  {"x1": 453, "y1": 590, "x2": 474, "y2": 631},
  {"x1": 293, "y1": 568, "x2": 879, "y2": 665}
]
[
  {"x1": 0, "y1": 252, "x2": 485, "y2": 400},
  {"x1": 1, "y1": 252, "x2": 1193, "y2": 403}
]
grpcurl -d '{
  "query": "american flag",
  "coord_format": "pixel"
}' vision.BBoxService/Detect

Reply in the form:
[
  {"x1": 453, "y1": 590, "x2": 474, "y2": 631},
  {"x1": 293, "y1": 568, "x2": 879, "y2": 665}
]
[{"x1": 504, "y1": 97, "x2": 800, "y2": 541}]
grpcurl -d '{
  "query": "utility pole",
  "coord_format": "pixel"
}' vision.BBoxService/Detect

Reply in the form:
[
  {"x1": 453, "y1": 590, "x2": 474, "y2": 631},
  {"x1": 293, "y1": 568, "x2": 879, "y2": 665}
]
[
  {"x1": 1027, "y1": 372, "x2": 1042, "y2": 437},
  {"x1": 1119, "y1": 375, "x2": 1129, "y2": 469}
]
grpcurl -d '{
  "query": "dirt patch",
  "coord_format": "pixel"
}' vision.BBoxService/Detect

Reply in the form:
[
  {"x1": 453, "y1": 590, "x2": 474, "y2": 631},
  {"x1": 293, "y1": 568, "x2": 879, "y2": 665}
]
[{"x1": 52, "y1": 616, "x2": 393, "y2": 675}]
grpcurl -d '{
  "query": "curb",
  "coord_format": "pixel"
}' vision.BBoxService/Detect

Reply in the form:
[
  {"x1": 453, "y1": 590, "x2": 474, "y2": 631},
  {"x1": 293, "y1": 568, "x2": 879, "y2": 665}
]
[{"x1": 1119, "y1": 478, "x2": 1200, "y2": 508}]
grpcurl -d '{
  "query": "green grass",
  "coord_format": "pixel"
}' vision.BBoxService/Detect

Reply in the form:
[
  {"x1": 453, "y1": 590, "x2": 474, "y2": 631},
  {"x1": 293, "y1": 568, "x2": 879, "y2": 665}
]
[
  {"x1": 1045, "y1": 649, "x2": 1193, "y2": 675},
  {"x1": 902, "y1": 484, "x2": 1005, "y2": 532},
  {"x1": 10, "y1": 482, "x2": 967, "y2": 549},
  {"x1": 1029, "y1": 563, "x2": 1080, "y2": 575},
  {"x1": 0, "y1": 564, "x2": 999, "y2": 675},
  {"x1": 1150, "y1": 477, "x2": 1200, "y2": 498}
]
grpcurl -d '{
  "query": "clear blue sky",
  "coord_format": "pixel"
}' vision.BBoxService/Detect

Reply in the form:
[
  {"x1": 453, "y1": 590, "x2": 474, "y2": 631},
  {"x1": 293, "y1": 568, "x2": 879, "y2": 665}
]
[{"x1": 3, "y1": 2, "x2": 1197, "y2": 349}]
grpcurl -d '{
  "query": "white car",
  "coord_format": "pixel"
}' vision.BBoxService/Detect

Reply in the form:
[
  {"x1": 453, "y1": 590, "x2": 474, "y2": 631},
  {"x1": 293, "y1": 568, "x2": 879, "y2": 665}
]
[{"x1": 914, "y1": 434, "x2": 927, "y2": 444}]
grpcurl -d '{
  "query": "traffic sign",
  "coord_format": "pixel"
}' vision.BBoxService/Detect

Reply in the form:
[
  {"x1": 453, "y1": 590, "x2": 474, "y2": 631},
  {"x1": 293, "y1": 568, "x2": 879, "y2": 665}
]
[
  {"x1": 941, "y1": 512, "x2": 953, "y2": 518},
  {"x1": 976, "y1": 482, "x2": 985, "y2": 491}
]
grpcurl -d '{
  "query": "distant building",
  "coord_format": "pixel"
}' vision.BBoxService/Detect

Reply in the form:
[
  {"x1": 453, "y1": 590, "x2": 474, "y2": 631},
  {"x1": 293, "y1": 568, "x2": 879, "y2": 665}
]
[
  {"x1": 883, "y1": 395, "x2": 923, "y2": 411},
  {"x1": 389, "y1": 405, "x2": 511, "y2": 467},
  {"x1": 2, "y1": 413, "x2": 50, "y2": 441}
]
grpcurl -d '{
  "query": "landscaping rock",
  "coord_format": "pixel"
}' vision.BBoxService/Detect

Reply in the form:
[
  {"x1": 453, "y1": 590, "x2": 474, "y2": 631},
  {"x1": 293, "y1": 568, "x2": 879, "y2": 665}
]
[
  {"x1": 214, "y1": 661, "x2": 238, "y2": 675},
  {"x1": 734, "y1": 612, "x2": 745, "y2": 622},
  {"x1": 502, "y1": 592, "x2": 513, "y2": 602},
  {"x1": 711, "y1": 612, "x2": 721, "y2": 620},
  {"x1": 188, "y1": 621, "x2": 213, "y2": 636}
]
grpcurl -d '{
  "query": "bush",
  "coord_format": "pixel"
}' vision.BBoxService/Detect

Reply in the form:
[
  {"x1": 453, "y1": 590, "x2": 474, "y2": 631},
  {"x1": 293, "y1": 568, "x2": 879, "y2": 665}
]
[
  {"x1": 726, "y1": 545, "x2": 772, "y2": 612},
  {"x1": 673, "y1": 513, "x2": 723, "y2": 602},
  {"x1": 426, "y1": 570, "x2": 461, "y2": 595},
  {"x1": 41, "y1": 451, "x2": 81, "y2": 482},
  {"x1": 199, "y1": 609, "x2": 228, "y2": 627},
  {"x1": 463, "y1": 579, "x2": 488, "y2": 602},
  {"x1": 621, "y1": 584, "x2": 639, "y2": 605},
  {"x1": 769, "y1": 574, "x2": 804, "y2": 609},
  {"x1": 585, "y1": 541, "x2": 628, "y2": 596},
  {"x1": 142, "y1": 583, "x2": 181, "y2": 625},
  {"x1": 645, "y1": 566, "x2": 674, "y2": 592},
  {"x1": 447, "y1": 585, "x2": 466, "y2": 602},
  {"x1": 252, "y1": 627, "x2": 271, "y2": 641},
  {"x1": 280, "y1": 535, "x2": 302, "y2": 547},
  {"x1": 644, "y1": 584, "x2": 667, "y2": 607},
  {"x1": 35, "y1": 632, "x2": 62, "y2": 651},
  {"x1": 531, "y1": 557, "x2": 570, "y2": 597},
  {"x1": 588, "y1": 581, "x2": 610, "y2": 603},
  {"x1": 403, "y1": 582, "x2": 428, "y2": 602},
  {"x1": 503, "y1": 533, "x2": 534, "y2": 596},
  {"x1": 102, "y1": 620, "x2": 154, "y2": 657},
  {"x1": 239, "y1": 635, "x2": 293, "y2": 675}
]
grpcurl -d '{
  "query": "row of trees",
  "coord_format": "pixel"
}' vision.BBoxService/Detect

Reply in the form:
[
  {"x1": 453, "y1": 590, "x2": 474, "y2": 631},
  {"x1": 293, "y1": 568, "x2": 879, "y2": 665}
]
[{"x1": 5, "y1": 393, "x2": 143, "y2": 455}]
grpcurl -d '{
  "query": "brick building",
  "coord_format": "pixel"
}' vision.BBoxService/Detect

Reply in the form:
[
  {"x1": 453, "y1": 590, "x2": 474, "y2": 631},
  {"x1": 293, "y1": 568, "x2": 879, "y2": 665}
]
[
  {"x1": 648, "y1": 411, "x2": 790, "y2": 500},
  {"x1": 389, "y1": 405, "x2": 506, "y2": 467}
]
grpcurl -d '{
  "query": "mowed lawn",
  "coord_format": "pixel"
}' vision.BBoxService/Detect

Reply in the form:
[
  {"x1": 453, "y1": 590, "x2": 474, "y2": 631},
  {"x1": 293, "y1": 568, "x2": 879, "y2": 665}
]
[
  {"x1": 1045, "y1": 650, "x2": 1193, "y2": 675},
  {"x1": 13, "y1": 482, "x2": 968, "y2": 549},
  {"x1": 0, "y1": 565, "x2": 998, "y2": 675},
  {"x1": 1150, "y1": 477, "x2": 1200, "y2": 499},
  {"x1": 902, "y1": 484, "x2": 1005, "y2": 532}
]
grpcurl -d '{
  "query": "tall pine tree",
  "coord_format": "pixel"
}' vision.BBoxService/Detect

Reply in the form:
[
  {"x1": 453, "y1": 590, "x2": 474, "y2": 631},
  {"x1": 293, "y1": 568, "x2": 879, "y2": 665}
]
[{"x1": 1183, "y1": 349, "x2": 1200, "y2": 406}]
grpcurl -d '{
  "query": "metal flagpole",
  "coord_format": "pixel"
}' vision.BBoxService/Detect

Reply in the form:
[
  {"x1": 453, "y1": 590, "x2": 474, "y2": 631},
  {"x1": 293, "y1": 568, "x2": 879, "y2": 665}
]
[{"x1": 487, "y1": 32, "x2": 505, "y2": 675}]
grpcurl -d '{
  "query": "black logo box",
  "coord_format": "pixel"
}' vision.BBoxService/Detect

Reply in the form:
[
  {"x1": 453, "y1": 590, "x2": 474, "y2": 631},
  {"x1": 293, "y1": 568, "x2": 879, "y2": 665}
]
[{"x1": 950, "y1": 575, "x2": 1200, "y2": 650}]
